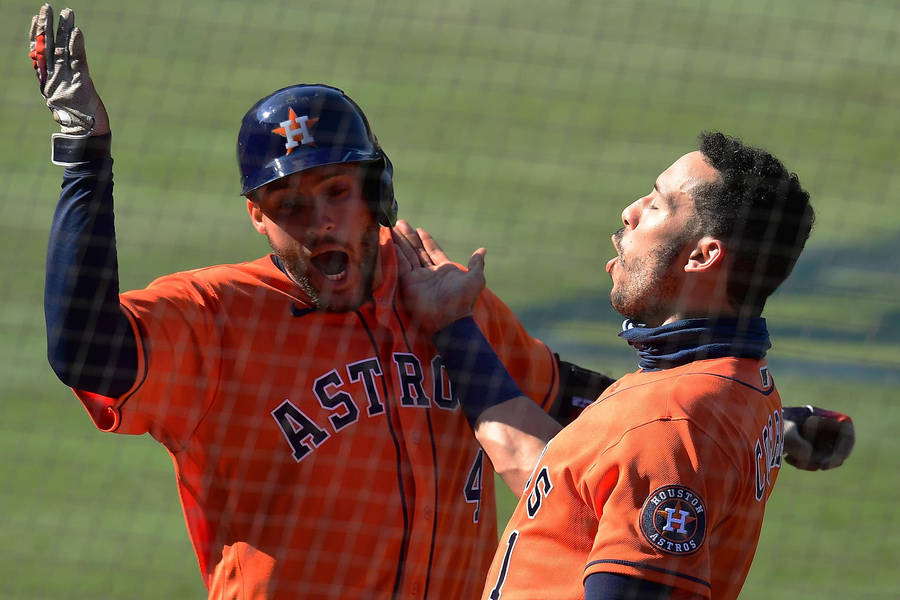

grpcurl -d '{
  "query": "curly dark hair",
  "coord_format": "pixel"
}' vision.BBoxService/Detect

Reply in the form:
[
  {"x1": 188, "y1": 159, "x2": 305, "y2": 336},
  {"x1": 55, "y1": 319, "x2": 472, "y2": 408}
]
[{"x1": 692, "y1": 132, "x2": 815, "y2": 315}]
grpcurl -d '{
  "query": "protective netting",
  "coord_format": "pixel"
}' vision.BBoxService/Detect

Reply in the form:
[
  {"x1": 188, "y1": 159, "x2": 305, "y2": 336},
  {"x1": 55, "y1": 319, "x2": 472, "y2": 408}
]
[{"x1": 1, "y1": 0, "x2": 897, "y2": 597}]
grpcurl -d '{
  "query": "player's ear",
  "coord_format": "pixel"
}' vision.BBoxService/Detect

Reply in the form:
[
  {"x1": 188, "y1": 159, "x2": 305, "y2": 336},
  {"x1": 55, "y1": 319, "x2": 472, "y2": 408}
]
[
  {"x1": 685, "y1": 236, "x2": 724, "y2": 273},
  {"x1": 247, "y1": 198, "x2": 267, "y2": 235}
]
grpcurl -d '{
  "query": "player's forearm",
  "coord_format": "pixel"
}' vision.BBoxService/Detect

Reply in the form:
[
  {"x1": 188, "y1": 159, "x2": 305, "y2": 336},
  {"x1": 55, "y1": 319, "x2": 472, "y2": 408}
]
[
  {"x1": 432, "y1": 317, "x2": 562, "y2": 495},
  {"x1": 474, "y1": 397, "x2": 561, "y2": 496},
  {"x1": 45, "y1": 144, "x2": 138, "y2": 396},
  {"x1": 432, "y1": 317, "x2": 525, "y2": 425}
]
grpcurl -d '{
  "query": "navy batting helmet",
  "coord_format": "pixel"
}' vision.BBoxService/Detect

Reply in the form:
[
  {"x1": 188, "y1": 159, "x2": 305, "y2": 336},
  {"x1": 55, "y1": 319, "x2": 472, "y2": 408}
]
[{"x1": 237, "y1": 84, "x2": 397, "y2": 227}]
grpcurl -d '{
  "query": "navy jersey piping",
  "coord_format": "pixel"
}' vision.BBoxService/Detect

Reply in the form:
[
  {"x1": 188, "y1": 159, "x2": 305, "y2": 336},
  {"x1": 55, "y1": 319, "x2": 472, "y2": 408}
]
[
  {"x1": 585, "y1": 558, "x2": 711, "y2": 588},
  {"x1": 392, "y1": 298, "x2": 439, "y2": 599},
  {"x1": 599, "y1": 368, "x2": 774, "y2": 405},
  {"x1": 290, "y1": 303, "x2": 315, "y2": 317},
  {"x1": 691, "y1": 371, "x2": 775, "y2": 395},
  {"x1": 113, "y1": 303, "x2": 151, "y2": 412},
  {"x1": 356, "y1": 309, "x2": 410, "y2": 599},
  {"x1": 540, "y1": 342, "x2": 559, "y2": 410}
]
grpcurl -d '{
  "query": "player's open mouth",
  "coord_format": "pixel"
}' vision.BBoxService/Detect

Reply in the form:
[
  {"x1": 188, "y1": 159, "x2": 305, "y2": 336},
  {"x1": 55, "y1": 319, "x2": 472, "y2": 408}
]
[
  {"x1": 311, "y1": 251, "x2": 350, "y2": 281},
  {"x1": 607, "y1": 233, "x2": 622, "y2": 274}
]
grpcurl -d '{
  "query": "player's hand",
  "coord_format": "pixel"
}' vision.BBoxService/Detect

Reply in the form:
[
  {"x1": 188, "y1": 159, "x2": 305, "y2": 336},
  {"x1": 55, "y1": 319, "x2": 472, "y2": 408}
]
[
  {"x1": 393, "y1": 220, "x2": 487, "y2": 334},
  {"x1": 29, "y1": 4, "x2": 109, "y2": 137},
  {"x1": 782, "y1": 405, "x2": 854, "y2": 471}
]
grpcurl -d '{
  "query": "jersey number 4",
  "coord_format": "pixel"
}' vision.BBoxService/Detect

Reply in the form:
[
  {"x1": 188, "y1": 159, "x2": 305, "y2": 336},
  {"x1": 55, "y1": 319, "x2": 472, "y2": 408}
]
[{"x1": 464, "y1": 449, "x2": 484, "y2": 523}]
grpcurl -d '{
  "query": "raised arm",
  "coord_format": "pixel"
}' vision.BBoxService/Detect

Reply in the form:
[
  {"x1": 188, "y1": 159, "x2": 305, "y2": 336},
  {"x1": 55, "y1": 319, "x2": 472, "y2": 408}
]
[
  {"x1": 393, "y1": 221, "x2": 561, "y2": 494},
  {"x1": 32, "y1": 4, "x2": 138, "y2": 397}
]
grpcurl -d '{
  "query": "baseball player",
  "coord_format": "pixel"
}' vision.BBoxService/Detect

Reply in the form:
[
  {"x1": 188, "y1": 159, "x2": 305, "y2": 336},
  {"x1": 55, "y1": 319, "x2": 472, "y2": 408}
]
[
  {"x1": 392, "y1": 133, "x2": 854, "y2": 599},
  {"x1": 31, "y1": 3, "x2": 853, "y2": 598}
]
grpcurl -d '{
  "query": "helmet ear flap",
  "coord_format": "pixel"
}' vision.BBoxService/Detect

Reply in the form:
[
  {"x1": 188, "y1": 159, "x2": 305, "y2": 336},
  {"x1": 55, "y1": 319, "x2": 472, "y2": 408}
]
[
  {"x1": 378, "y1": 156, "x2": 397, "y2": 227},
  {"x1": 367, "y1": 155, "x2": 397, "y2": 227}
]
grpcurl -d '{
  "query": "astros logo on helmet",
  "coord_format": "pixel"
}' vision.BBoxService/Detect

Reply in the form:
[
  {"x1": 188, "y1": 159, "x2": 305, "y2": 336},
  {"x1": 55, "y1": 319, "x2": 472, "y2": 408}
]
[{"x1": 271, "y1": 108, "x2": 318, "y2": 154}]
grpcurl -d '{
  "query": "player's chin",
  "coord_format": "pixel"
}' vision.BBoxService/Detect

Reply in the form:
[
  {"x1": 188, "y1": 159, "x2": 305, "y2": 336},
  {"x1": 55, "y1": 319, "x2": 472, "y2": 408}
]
[
  {"x1": 316, "y1": 289, "x2": 367, "y2": 312},
  {"x1": 311, "y1": 271, "x2": 368, "y2": 312},
  {"x1": 609, "y1": 289, "x2": 641, "y2": 322}
]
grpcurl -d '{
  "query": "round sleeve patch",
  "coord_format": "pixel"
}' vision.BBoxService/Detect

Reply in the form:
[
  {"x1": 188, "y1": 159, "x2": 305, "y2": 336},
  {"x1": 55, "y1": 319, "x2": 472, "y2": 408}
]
[{"x1": 639, "y1": 485, "x2": 707, "y2": 555}]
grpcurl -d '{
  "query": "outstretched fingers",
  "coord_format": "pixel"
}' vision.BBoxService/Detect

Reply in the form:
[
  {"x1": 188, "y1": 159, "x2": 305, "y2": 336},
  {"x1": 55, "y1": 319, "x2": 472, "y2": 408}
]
[
  {"x1": 394, "y1": 219, "x2": 434, "y2": 267},
  {"x1": 29, "y1": 14, "x2": 45, "y2": 87},
  {"x1": 416, "y1": 226, "x2": 451, "y2": 266},
  {"x1": 69, "y1": 26, "x2": 88, "y2": 68},
  {"x1": 37, "y1": 4, "x2": 55, "y2": 50},
  {"x1": 55, "y1": 7, "x2": 75, "y2": 60},
  {"x1": 467, "y1": 247, "x2": 487, "y2": 277},
  {"x1": 391, "y1": 226, "x2": 420, "y2": 274},
  {"x1": 30, "y1": 4, "x2": 55, "y2": 89}
]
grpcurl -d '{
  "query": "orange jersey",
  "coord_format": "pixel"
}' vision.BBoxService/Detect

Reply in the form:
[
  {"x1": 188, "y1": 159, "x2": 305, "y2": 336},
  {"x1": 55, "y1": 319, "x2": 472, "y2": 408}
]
[
  {"x1": 483, "y1": 356, "x2": 783, "y2": 600},
  {"x1": 73, "y1": 227, "x2": 560, "y2": 599}
]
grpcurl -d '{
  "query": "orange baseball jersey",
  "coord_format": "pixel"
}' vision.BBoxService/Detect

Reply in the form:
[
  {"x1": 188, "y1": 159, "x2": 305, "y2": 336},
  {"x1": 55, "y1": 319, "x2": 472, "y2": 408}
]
[
  {"x1": 482, "y1": 356, "x2": 784, "y2": 600},
  {"x1": 73, "y1": 227, "x2": 560, "y2": 599}
]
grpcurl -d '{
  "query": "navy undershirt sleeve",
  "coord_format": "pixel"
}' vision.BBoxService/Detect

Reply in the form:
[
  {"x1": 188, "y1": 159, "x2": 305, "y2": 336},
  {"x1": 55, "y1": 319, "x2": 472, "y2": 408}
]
[
  {"x1": 584, "y1": 572, "x2": 674, "y2": 600},
  {"x1": 44, "y1": 133, "x2": 138, "y2": 397}
]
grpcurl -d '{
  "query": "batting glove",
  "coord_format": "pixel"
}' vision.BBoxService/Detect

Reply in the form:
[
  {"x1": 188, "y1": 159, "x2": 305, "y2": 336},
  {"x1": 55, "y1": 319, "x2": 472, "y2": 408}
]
[
  {"x1": 782, "y1": 405, "x2": 855, "y2": 471},
  {"x1": 29, "y1": 3, "x2": 110, "y2": 165}
]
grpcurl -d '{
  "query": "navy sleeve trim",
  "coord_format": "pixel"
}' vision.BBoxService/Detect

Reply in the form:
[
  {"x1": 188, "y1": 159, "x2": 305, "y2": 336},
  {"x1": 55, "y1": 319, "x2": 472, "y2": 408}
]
[
  {"x1": 586, "y1": 559, "x2": 711, "y2": 589},
  {"x1": 584, "y1": 572, "x2": 674, "y2": 599}
]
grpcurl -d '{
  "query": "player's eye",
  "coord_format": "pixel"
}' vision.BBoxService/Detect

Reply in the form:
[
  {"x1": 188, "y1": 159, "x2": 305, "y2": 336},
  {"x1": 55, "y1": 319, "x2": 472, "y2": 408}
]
[
  {"x1": 329, "y1": 185, "x2": 350, "y2": 198},
  {"x1": 319, "y1": 174, "x2": 357, "y2": 201},
  {"x1": 322, "y1": 183, "x2": 351, "y2": 200},
  {"x1": 276, "y1": 197, "x2": 307, "y2": 216}
]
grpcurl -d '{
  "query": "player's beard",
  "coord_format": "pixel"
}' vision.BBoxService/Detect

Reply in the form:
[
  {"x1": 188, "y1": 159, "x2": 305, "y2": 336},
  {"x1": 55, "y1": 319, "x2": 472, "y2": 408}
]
[
  {"x1": 609, "y1": 230, "x2": 689, "y2": 327},
  {"x1": 270, "y1": 222, "x2": 381, "y2": 312}
]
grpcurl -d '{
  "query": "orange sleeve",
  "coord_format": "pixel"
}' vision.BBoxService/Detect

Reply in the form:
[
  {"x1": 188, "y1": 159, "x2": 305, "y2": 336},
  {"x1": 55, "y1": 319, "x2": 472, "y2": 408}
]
[
  {"x1": 76, "y1": 271, "x2": 224, "y2": 447},
  {"x1": 583, "y1": 418, "x2": 739, "y2": 597},
  {"x1": 472, "y1": 286, "x2": 559, "y2": 413}
]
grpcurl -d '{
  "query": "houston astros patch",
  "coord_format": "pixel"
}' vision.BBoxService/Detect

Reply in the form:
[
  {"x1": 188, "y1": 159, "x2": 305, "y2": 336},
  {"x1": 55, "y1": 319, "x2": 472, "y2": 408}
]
[{"x1": 639, "y1": 485, "x2": 707, "y2": 555}]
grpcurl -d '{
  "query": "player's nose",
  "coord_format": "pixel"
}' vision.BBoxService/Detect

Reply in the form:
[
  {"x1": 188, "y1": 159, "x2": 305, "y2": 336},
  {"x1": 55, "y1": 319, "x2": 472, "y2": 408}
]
[
  {"x1": 621, "y1": 198, "x2": 641, "y2": 229},
  {"x1": 307, "y1": 199, "x2": 336, "y2": 234}
]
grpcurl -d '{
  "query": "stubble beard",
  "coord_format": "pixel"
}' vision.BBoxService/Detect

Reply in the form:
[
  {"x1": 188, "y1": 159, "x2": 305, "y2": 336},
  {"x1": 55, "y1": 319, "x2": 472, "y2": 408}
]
[
  {"x1": 610, "y1": 237, "x2": 686, "y2": 327},
  {"x1": 270, "y1": 223, "x2": 381, "y2": 312}
]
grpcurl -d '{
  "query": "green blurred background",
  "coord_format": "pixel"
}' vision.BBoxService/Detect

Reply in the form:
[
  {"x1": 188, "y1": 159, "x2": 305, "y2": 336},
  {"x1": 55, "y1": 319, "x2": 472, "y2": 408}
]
[{"x1": 1, "y1": 0, "x2": 898, "y2": 597}]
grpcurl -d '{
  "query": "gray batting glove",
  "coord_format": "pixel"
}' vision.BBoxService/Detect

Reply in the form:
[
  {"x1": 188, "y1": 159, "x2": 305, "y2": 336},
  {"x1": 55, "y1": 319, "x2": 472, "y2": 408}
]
[{"x1": 29, "y1": 4, "x2": 110, "y2": 165}]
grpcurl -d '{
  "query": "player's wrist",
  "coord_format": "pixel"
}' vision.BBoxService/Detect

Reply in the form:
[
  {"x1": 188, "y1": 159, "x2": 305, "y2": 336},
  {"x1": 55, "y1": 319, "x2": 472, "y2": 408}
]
[
  {"x1": 432, "y1": 316, "x2": 524, "y2": 427},
  {"x1": 433, "y1": 310, "x2": 476, "y2": 334},
  {"x1": 51, "y1": 131, "x2": 111, "y2": 166}
]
